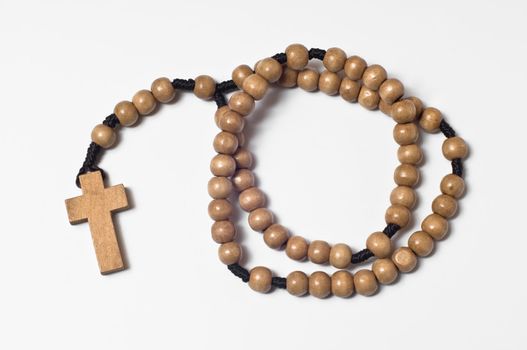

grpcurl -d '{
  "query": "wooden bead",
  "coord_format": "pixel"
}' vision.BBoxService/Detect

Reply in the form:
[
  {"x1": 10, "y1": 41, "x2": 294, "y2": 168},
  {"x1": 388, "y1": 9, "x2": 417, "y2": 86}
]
[
  {"x1": 358, "y1": 86, "x2": 380, "y2": 110},
  {"x1": 394, "y1": 164, "x2": 420, "y2": 187},
  {"x1": 214, "y1": 106, "x2": 230, "y2": 127},
  {"x1": 211, "y1": 220, "x2": 236, "y2": 243},
  {"x1": 397, "y1": 144, "x2": 423, "y2": 165},
  {"x1": 263, "y1": 224, "x2": 289, "y2": 249},
  {"x1": 440, "y1": 174, "x2": 465, "y2": 198},
  {"x1": 391, "y1": 100, "x2": 417, "y2": 123},
  {"x1": 114, "y1": 101, "x2": 139, "y2": 126},
  {"x1": 249, "y1": 266, "x2": 272, "y2": 293},
  {"x1": 218, "y1": 110, "x2": 245, "y2": 134},
  {"x1": 385, "y1": 204, "x2": 411, "y2": 227},
  {"x1": 286, "y1": 236, "x2": 309, "y2": 261},
  {"x1": 354, "y1": 269, "x2": 378, "y2": 296},
  {"x1": 331, "y1": 271, "x2": 354, "y2": 298},
  {"x1": 132, "y1": 90, "x2": 157, "y2": 115},
  {"x1": 213, "y1": 131, "x2": 239, "y2": 155},
  {"x1": 248, "y1": 208, "x2": 274, "y2": 231},
  {"x1": 237, "y1": 132, "x2": 246, "y2": 147},
  {"x1": 193, "y1": 75, "x2": 216, "y2": 100},
  {"x1": 323, "y1": 47, "x2": 347, "y2": 72},
  {"x1": 421, "y1": 213, "x2": 449, "y2": 240},
  {"x1": 232, "y1": 169, "x2": 255, "y2": 192},
  {"x1": 233, "y1": 147, "x2": 253, "y2": 169},
  {"x1": 379, "y1": 100, "x2": 392, "y2": 116},
  {"x1": 151, "y1": 77, "x2": 176, "y2": 103},
  {"x1": 329, "y1": 243, "x2": 352, "y2": 269},
  {"x1": 362, "y1": 64, "x2": 387, "y2": 90},
  {"x1": 390, "y1": 186, "x2": 417, "y2": 209},
  {"x1": 91, "y1": 124, "x2": 116, "y2": 148},
  {"x1": 278, "y1": 67, "x2": 298, "y2": 88},
  {"x1": 210, "y1": 154, "x2": 236, "y2": 176},
  {"x1": 308, "y1": 240, "x2": 331, "y2": 264},
  {"x1": 228, "y1": 92, "x2": 254, "y2": 116},
  {"x1": 255, "y1": 57, "x2": 283, "y2": 83},
  {"x1": 419, "y1": 107, "x2": 442, "y2": 132},
  {"x1": 393, "y1": 123, "x2": 419, "y2": 145},
  {"x1": 218, "y1": 242, "x2": 241, "y2": 264},
  {"x1": 442, "y1": 136, "x2": 468, "y2": 160},
  {"x1": 339, "y1": 78, "x2": 361, "y2": 102},
  {"x1": 406, "y1": 96, "x2": 424, "y2": 117},
  {"x1": 318, "y1": 70, "x2": 341, "y2": 95},
  {"x1": 297, "y1": 69, "x2": 319, "y2": 92},
  {"x1": 408, "y1": 231, "x2": 434, "y2": 257},
  {"x1": 232, "y1": 64, "x2": 253, "y2": 88},
  {"x1": 344, "y1": 55, "x2": 367, "y2": 80},
  {"x1": 285, "y1": 43, "x2": 309, "y2": 70},
  {"x1": 372, "y1": 258, "x2": 398, "y2": 284},
  {"x1": 309, "y1": 271, "x2": 331, "y2": 299},
  {"x1": 366, "y1": 231, "x2": 392, "y2": 258},
  {"x1": 379, "y1": 79, "x2": 404, "y2": 104},
  {"x1": 287, "y1": 271, "x2": 309, "y2": 296},
  {"x1": 207, "y1": 176, "x2": 233, "y2": 199},
  {"x1": 208, "y1": 199, "x2": 233, "y2": 221},
  {"x1": 242, "y1": 74, "x2": 268, "y2": 100},
  {"x1": 239, "y1": 187, "x2": 266, "y2": 212},
  {"x1": 432, "y1": 194, "x2": 458, "y2": 218},
  {"x1": 392, "y1": 247, "x2": 417, "y2": 273}
]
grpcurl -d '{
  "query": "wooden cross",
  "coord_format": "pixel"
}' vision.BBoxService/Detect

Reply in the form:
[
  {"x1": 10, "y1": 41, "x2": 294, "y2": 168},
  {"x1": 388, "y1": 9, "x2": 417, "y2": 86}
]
[{"x1": 65, "y1": 171, "x2": 129, "y2": 274}]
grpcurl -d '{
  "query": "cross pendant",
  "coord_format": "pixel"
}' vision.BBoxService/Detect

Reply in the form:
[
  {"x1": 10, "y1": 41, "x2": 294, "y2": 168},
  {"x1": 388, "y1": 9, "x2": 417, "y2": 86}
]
[{"x1": 65, "y1": 171, "x2": 129, "y2": 274}]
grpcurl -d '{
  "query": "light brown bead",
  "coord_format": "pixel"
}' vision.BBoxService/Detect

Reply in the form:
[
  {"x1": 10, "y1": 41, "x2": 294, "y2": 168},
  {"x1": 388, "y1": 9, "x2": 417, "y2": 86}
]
[
  {"x1": 421, "y1": 213, "x2": 449, "y2": 240},
  {"x1": 366, "y1": 231, "x2": 392, "y2": 258},
  {"x1": 432, "y1": 194, "x2": 458, "y2": 218},
  {"x1": 286, "y1": 236, "x2": 309, "y2": 261},
  {"x1": 211, "y1": 220, "x2": 236, "y2": 243},
  {"x1": 390, "y1": 186, "x2": 416, "y2": 209},
  {"x1": 331, "y1": 271, "x2": 354, "y2": 298},
  {"x1": 372, "y1": 258, "x2": 398, "y2": 285},
  {"x1": 228, "y1": 92, "x2": 254, "y2": 116},
  {"x1": 242, "y1": 74, "x2": 268, "y2": 100},
  {"x1": 440, "y1": 174, "x2": 465, "y2": 198},
  {"x1": 419, "y1": 107, "x2": 442, "y2": 132},
  {"x1": 344, "y1": 55, "x2": 367, "y2": 80},
  {"x1": 362, "y1": 64, "x2": 387, "y2": 90},
  {"x1": 329, "y1": 243, "x2": 352, "y2": 269},
  {"x1": 391, "y1": 100, "x2": 417, "y2": 123},
  {"x1": 263, "y1": 224, "x2": 289, "y2": 249},
  {"x1": 308, "y1": 240, "x2": 331, "y2": 264},
  {"x1": 397, "y1": 144, "x2": 423, "y2": 165},
  {"x1": 385, "y1": 204, "x2": 411, "y2": 227},
  {"x1": 285, "y1": 43, "x2": 309, "y2": 70},
  {"x1": 114, "y1": 101, "x2": 139, "y2": 126},
  {"x1": 339, "y1": 78, "x2": 361, "y2": 102},
  {"x1": 287, "y1": 271, "x2": 308, "y2": 296},
  {"x1": 278, "y1": 67, "x2": 298, "y2": 88},
  {"x1": 213, "y1": 131, "x2": 239, "y2": 155},
  {"x1": 248, "y1": 208, "x2": 274, "y2": 231},
  {"x1": 358, "y1": 86, "x2": 380, "y2": 110},
  {"x1": 393, "y1": 123, "x2": 419, "y2": 145},
  {"x1": 218, "y1": 242, "x2": 241, "y2": 265},
  {"x1": 318, "y1": 70, "x2": 341, "y2": 95},
  {"x1": 379, "y1": 79, "x2": 404, "y2": 104},
  {"x1": 91, "y1": 124, "x2": 116, "y2": 149},
  {"x1": 394, "y1": 164, "x2": 420, "y2": 187},
  {"x1": 255, "y1": 57, "x2": 283, "y2": 83},
  {"x1": 392, "y1": 247, "x2": 417, "y2": 273},
  {"x1": 193, "y1": 75, "x2": 216, "y2": 100},
  {"x1": 218, "y1": 110, "x2": 245, "y2": 134},
  {"x1": 233, "y1": 147, "x2": 253, "y2": 169},
  {"x1": 406, "y1": 96, "x2": 424, "y2": 118},
  {"x1": 210, "y1": 154, "x2": 236, "y2": 177},
  {"x1": 232, "y1": 169, "x2": 255, "y2": 192},
  {"x1": 297, "y1": 69, "x2": 319, "y2": 92},
  {"x1": 323, "y1": 47, "x2": 347, "y2": 72},
  {"x1": 442, "y1": 136, "x2": 468, "y2": 160},
  {"x1": 354, "y1": 269, "x2": 378, "y2": 296},
  {"x1": 239, "y1": 187, "x2": 266, "y2": 212},
  {"x1": 132, "y1": 90, "x2": 157, "y2": 115},
  {"x1": 309, "y1": 271, "x2": 331, "y2": 299},
  {"x1": 151, "y1": 77, "x2": 175, "y2": 103},
  {"x1": 249, "y1": 266, "x2": 272, "y2": 293},
  {"x1": 408, "y1": 231, "x2": 434, "y2": 257},
  {"x1": 208, "y1": 199, "x2": 233, "y2": 221},
  {"x1": 379, "y1": 100, "x2": 392, "y2": 116},
  {"x1": 214, "y1": 106, "x2": 230, "y2": 127},
  {"x1": 237, "y1": 132, "x2": 246, "y2": 147},
  {"x1": 207, "y1": 176, "x2": 233, "y2": 199},
  {"x1": 232, "y1": 64, "x2": 253, "y2": 88}
]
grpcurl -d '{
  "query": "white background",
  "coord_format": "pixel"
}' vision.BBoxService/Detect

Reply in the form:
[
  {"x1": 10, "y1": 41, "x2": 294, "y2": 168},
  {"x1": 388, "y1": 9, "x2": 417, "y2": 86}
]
[{"x1": 0, "y1": 1, "x2": 526, "y2": 349}]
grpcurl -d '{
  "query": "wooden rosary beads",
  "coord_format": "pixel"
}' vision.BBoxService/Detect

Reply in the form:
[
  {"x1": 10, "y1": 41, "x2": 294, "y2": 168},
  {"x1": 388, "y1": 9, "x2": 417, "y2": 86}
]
[{"x1": 65, "y1": 44, "x2": 467, "y2": 298}]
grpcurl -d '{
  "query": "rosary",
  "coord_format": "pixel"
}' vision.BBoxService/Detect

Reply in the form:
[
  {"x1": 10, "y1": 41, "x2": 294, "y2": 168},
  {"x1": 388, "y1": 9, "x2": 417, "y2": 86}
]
[{"x1": 65, "y1": 44, "x2": 467, "y2": 298}]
